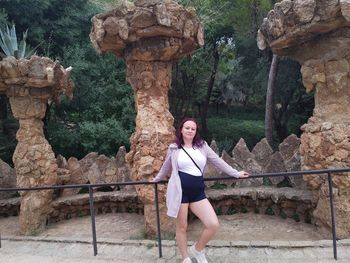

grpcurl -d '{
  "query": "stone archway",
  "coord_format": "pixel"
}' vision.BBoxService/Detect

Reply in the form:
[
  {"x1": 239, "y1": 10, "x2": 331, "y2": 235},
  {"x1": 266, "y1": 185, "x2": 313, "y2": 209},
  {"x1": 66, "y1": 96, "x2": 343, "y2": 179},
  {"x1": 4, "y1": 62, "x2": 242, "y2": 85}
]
[
  {"x1": 90, "y1": 0, "x2": 204, "y2": 235},
  {"x1": 258, "y1": 0, "x2": 350, "y2": 238}
]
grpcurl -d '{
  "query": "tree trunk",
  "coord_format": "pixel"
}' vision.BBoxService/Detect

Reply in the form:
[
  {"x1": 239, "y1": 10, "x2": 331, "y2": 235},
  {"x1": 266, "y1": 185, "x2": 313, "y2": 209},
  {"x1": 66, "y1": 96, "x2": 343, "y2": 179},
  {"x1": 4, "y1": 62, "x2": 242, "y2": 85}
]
[
  {"x1": 250, "y1": 0, "x2": 259, "y2": 35},
  {"x1": 200, "y1": 46, "x2": 219, "y2": 138},
  {"x1": 274, "y1": 85, "x2": 295, "y2": 142},
  {"x1": 0, "y1": 95, "x2": 7, "y2": 120},
  {"x1": 265, "y1": 54, "x2": 279, "y2": 146}
]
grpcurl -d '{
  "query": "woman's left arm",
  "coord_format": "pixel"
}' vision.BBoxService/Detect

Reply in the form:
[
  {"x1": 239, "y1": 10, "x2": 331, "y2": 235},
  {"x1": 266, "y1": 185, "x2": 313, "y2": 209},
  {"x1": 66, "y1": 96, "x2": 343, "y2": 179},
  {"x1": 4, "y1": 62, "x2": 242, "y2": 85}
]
[{"x1": 205, "y1": 143, "x2": 249, "y2": 178}]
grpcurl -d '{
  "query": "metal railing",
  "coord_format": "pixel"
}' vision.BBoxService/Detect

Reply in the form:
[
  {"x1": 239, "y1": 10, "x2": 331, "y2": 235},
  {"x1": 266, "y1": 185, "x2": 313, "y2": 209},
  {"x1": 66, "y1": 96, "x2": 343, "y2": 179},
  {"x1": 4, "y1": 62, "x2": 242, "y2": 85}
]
[{"x1": 1, "y1": 167, "x2": 350, "y2": 260}]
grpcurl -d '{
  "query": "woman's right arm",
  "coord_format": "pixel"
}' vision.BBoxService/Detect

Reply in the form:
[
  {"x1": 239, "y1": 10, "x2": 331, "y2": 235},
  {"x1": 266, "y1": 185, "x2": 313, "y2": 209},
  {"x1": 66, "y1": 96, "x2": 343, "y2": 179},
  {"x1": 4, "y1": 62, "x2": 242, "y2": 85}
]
[{"x1": 152, "y1": 148, "x2": 172, "y2": 182}]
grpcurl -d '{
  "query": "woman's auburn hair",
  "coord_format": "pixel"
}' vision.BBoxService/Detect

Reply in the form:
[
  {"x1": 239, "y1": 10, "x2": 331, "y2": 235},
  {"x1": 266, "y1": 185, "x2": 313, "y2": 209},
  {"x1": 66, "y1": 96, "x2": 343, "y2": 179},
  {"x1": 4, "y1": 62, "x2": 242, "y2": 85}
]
[{"x1": 175, "y1": 117, "x2": 204, "y2": 148}]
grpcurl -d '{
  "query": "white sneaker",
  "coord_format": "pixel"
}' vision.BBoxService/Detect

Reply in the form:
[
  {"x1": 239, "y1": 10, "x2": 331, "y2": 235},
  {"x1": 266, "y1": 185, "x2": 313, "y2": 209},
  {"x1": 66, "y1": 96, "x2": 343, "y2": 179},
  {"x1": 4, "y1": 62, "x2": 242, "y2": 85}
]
[
  {"x1": 182, "y1": 257, "x2": 192, "y2": 263},
  {"x1": 189, "y1": 243, "x2": 208, "y2": 263}
]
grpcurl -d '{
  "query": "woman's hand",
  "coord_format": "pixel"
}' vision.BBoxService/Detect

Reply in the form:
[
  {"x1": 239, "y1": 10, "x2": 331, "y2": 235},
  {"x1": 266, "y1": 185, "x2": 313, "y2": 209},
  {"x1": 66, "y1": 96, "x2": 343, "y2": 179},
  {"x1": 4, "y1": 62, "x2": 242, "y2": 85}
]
[
  {"x1": 149, "y1": 177, "x2": 157, "y2": 183},
  {"x1": 238, "y1": 171, "x2": 250, "y2": 178}
]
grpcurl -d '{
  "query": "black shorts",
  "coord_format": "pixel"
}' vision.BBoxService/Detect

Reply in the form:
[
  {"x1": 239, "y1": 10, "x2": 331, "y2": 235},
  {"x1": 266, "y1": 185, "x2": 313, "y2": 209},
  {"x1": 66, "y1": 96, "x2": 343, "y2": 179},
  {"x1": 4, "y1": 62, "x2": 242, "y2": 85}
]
[{"x1": 178, "y1": 171, "x2": 206, "y2": 203}]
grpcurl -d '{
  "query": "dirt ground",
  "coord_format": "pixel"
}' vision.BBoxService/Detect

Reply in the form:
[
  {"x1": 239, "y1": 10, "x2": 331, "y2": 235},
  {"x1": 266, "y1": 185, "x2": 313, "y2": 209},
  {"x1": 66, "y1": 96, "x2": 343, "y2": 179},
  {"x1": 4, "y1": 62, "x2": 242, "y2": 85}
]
[{"x1": 0, "y1": 212, "x2": 329, "y2": 241}]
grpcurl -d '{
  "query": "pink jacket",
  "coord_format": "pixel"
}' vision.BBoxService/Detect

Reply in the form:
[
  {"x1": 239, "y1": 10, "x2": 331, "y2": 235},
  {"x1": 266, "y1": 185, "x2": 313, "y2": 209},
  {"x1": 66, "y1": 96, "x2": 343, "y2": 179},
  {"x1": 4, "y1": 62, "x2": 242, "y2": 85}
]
[{"x1": 153, "y1": 141, "x2": 240, "y2": 218}]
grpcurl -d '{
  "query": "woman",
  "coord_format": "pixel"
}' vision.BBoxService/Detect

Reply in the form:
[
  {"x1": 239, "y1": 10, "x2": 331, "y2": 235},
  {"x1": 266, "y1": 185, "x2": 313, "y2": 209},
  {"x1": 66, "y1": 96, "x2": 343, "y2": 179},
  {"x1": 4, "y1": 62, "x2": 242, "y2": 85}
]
[{"x1": 152, "y1": 117, "x2": 250, "y2": 263}]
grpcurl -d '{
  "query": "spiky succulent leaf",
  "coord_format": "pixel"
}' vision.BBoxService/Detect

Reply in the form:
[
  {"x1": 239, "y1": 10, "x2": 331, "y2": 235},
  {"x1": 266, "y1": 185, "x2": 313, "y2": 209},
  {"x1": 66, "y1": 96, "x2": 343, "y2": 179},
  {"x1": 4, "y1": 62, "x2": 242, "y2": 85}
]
[
  {"x1": 0, "y1": 24, "x2": 37, "y2": 59},
  {"x1": 18, "y1": 29, "x2": 28, "y2": 58},
  {"x1": 0, "y1": 27, "x2": 11, "y2": 55},
  {"x1": 9, "y1": 24, "x2": 18, "y2": 52}
]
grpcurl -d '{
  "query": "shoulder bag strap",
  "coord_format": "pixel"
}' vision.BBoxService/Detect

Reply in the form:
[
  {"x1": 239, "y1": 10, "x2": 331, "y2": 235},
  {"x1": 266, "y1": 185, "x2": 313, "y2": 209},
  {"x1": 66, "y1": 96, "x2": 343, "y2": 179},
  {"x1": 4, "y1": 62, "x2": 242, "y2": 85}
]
[{"x1": 181, "y1": 146, "x2": 203, "y2": 175}]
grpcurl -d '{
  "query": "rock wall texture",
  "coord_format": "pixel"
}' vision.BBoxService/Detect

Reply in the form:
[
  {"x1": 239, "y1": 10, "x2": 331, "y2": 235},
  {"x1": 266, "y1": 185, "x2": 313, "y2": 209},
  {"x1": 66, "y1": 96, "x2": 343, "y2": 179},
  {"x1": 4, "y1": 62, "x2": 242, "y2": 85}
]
[
  {"x1": 0, "y1": 135, "x2": 317, "y2": 234},
  {"x1": 0, "y1": 55, "x2": 73, "y2": 235},
  {"x1": 205, "y1": 136, "x2": 304, "y2": 189},
  {"x1": 0, "y1": 158, "x2": 16, "y2": 199},
  {"x1": 258, "y1": 0, "x2": 350, "y2": 238},
  {"x1": 56, "y1": 146, "x2": 132, "y2": 196}
]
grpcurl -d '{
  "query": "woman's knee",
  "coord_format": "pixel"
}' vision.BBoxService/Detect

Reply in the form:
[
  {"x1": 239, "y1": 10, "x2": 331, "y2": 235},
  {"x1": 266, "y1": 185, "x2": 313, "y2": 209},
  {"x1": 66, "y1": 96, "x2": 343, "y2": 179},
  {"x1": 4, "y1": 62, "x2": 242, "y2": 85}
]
[
  {"x1": 207, "y1": 220, "x2": 220, "y2": 232},
  {"x1": 176, "y1": 221, "x2": 188, "y2": 233}
]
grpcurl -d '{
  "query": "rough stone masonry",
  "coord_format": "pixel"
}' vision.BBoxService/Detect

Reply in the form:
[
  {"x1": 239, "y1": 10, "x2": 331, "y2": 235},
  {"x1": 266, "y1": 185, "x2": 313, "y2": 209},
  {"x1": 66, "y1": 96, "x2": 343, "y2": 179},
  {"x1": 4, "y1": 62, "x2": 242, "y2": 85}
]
[
  {"x1": 90, "y1": 0, "x2": 204, "y2": 235},
  {"x1": 258, "y1": 0, "x2": 350, "y2": 238}
]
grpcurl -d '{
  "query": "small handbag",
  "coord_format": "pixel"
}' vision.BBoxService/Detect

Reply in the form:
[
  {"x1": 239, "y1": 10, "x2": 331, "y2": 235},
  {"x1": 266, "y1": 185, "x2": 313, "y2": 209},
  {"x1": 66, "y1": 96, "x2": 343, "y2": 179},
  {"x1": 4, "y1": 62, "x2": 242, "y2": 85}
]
[{"x1": 181, "y1": 146, "x2": 203, "y2": 175}]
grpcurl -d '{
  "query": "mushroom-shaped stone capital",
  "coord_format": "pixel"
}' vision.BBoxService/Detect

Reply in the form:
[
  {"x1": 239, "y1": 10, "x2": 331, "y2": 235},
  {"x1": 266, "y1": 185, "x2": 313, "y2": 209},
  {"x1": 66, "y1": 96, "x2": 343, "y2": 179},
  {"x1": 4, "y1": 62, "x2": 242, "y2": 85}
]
[
  {"x1": 257, "y1": 0, "x2": 350, "y2": 55},
  {"x1": 89, "y1": 0, "x2": 204, "y2": 61},
  {"x1": 0, "y1": 55, "x2": 73, "y2": 103}
]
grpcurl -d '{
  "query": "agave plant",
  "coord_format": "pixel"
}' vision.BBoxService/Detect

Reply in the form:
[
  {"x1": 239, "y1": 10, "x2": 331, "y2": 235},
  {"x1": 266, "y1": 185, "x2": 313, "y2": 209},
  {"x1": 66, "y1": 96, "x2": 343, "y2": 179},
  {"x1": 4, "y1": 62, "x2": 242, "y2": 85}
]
[{"x1": 0, "y1": 24, "x2": 36, "y2": 59}]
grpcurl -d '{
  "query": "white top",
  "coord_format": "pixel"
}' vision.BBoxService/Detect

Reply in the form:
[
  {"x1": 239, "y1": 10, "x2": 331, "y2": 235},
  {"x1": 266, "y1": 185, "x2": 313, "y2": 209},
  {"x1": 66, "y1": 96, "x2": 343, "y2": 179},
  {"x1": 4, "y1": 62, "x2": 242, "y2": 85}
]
[{"x1": 177, "y1": 147, "x2": 206, "y2": 176}]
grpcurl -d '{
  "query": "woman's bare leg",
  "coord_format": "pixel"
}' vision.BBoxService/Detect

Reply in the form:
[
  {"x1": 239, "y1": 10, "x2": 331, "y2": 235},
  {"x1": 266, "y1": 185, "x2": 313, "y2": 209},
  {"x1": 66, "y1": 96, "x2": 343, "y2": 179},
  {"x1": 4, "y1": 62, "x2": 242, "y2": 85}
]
[
  {"x1": 189, "y1": 198, "x2": 219, "y2": 251},
  {"x1": 176, "y1": 203, "x2": 190, "y2": 260}
]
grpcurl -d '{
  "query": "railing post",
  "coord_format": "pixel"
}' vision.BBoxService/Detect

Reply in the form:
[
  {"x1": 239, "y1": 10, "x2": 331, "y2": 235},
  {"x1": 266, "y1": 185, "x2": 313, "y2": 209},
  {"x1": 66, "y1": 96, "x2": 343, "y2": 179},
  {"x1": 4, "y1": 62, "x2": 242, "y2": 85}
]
[
  {"x1": 88, "y1": 186, "x2": 98, "y2": 256},
  {"x1": 154, "y1": 183, "x2": 163, "y2": 258},
  {"x1": 327, "y1": 172, "x2": 337, "y2": 260}
]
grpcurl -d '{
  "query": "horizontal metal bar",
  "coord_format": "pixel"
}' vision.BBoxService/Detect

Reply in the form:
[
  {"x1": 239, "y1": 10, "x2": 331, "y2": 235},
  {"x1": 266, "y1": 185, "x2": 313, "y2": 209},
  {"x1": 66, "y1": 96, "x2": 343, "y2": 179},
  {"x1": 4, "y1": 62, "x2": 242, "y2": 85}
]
[{"x1": 1, "y1": 168, "x2": 349, "y2": 192}]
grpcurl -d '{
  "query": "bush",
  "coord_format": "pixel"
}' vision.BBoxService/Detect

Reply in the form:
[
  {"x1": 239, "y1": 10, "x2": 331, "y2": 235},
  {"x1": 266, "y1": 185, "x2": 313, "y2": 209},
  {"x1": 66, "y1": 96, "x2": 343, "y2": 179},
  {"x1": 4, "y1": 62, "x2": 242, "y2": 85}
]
[
  {"x1": 207, "y1": 116, "x2": 264, "y2": 152},
  {"x1": 265, "y1": 207, "x2": 275, "y2": 216},
  {"x1": 45, "y1": 44, "x2": 135, "y2": 159},
  {"x1": 227, "y1": 207, "x2": 237, "y2": 215}
]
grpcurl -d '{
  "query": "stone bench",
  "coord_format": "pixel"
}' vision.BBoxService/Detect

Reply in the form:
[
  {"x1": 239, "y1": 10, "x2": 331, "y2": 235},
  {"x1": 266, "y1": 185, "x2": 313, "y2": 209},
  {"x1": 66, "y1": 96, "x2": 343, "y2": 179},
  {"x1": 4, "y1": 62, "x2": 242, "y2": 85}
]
[
  {"x1": 49, "y1": 190, "x2": 143, "y2": 223},
  {"x1": 206, "y1": 187, "x2": 314, "y2": 223},
  {"x1": 0, "y1": 186, "x2": 314, "y2": 224},
  {"x1": 0, "y1": 190, "x2": 142, "y2": 222}
]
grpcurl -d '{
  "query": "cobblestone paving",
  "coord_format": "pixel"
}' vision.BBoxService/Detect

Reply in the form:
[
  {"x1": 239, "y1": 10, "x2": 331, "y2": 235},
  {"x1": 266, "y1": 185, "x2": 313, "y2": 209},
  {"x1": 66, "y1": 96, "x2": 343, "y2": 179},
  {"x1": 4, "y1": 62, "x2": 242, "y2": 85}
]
[
  {"x1": 1, "y1": 238, "x2": 350, "y2": 263},
  {"x1": 0, "y1": 213, "x2": 349, "y2": 262}
]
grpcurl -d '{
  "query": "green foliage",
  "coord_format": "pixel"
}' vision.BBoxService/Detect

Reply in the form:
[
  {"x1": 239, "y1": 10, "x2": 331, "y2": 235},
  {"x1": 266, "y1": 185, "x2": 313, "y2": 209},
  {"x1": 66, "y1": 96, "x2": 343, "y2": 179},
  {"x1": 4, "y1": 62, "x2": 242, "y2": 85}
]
[
  {"x1": 0, "y1": 8, "x2": 8, "y2": 27},
  {"x1": 207, "y1": 116, "x2": 264, "y2": 152},
  {"x1": 277, "y1": 178, "x2": 292, "y2": 188},
  {"x1": 292, "y1": 212, "x2": 300, "y2": 222},
  {"x1": 280, "y1": 210, "x2": 287, "y2": 219},
  {"x1": 65, "y1": 213, "x2": 72, "y2": 220},
  {"x1": 240, "y1": 207, "x2": 248, "y2": 213},
  {"x1": 96, "y1": 186, "x2": 113, "y2": 192},
  {"x1": 0, "y1": 24, "x2": 36, "y2": 58},
  {"x1": 227, "y1": 207, "x2": 237, "y2": 215},
  {"x1": 210, "y1": 182, "x2": 227, "y2": 190},
  {"x1": 79, "y1": 118, "x2": 129, "y2": 153},
  {"x1": 263, "y1": 177, "x2": 272, "y2": 186},
  {"x1": 265, "y1": 207, "x2": 275, "y2": 216},
  {"x1": 1, "y1": 0, "x2": 97, "y2": 57},
  {"x1": 45, "y1": 43, "x2": 135, "y2": 158},
  {"x1": 0, "y1": 0, "x2": 313, "y2": 162},
  {"x1": 0, "y1": 117, "x2": 18, "y2": 165},
  {"x1": 215, "y1": 207, "x2": 223, "y2": 215},
  {"x1": 254, "y1": 207, "x2": 260, "y2": 214},
  {"x1": 229, "y1": 0, "x2": 273, "y2": 40}
]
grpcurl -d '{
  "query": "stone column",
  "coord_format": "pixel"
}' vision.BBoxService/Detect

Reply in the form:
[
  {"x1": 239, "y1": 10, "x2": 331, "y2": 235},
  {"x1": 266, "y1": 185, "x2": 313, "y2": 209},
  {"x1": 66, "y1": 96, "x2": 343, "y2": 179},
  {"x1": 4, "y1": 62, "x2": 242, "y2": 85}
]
[
  {"x1": 126, "y1": 60, "x2": 175, "y2": 234},
  {"x1": 90, "y1": 0, "x2": 203, "y2": 235},
  {"x1": 9, "y1": 94, "x2": 57, "y2": 234},
  {"x1": 0, "y1": 56, "x2": 73, "y2": 235},
  {"x1": 298, "y1": 44, "x2": 350, "y2": 238},
  {"x1": 258, "y1": 0, "x2": 350, "y2": 238}
]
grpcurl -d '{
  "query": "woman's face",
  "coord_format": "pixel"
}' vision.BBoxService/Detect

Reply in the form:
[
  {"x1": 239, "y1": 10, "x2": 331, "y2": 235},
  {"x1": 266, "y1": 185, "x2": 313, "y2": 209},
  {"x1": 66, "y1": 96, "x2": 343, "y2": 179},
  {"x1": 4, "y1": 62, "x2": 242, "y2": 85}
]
[{"x1": 181, "y1": 120, "x2": 197, "y2": 142}]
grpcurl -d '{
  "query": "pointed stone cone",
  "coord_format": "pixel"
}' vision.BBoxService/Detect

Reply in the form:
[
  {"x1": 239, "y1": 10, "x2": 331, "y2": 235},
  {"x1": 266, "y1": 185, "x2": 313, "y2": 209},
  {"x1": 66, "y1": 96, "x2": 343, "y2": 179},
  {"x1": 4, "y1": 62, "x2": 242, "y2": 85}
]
[
  {"x1": 232, "y1": 138, "x2": 263, "y2": 187},
  {"x1": 204, "y1": 140, "x2": 221, "y2": 188},
  {"x1": 252, "y1": 138, "x2": 273, "y2": 168}
]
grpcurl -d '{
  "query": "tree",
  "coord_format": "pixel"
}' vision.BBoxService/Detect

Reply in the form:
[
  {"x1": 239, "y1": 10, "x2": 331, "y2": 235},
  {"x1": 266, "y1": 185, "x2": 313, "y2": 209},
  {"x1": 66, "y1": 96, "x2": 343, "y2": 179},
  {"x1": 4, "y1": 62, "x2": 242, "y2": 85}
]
[
  {"x1": 0, "y1": 0, "x2": 95, "y2": 58},
  {"x1": 265, "y1": 54, "x2": 279, "y2": 146},
  {"x1": 273, "y1": 59, "x2": 313, "y2": 142},
  {"x1": 45, "y1": 43, "x2": 135, "y2": 158}
]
